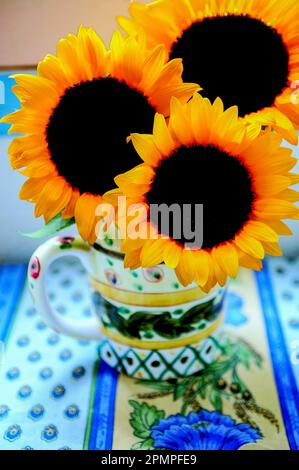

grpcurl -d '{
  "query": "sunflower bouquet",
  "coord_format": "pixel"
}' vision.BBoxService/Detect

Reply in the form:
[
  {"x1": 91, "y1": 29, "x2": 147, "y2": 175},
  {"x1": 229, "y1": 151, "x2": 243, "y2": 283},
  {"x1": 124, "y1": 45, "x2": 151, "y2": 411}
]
[{"x1": 2, "y1": 0, "x2": 299, "y2": 296}]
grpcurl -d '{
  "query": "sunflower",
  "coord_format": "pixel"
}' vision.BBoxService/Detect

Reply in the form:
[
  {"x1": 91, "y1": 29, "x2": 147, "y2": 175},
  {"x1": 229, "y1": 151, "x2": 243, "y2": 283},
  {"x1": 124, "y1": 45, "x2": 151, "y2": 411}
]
[
  {"x1": 113, "y1": 94, "x2": 299, "y2": 292},
  {"x1": 118, "y1": 0, "x2": 299, "y2": 144},
  {"x1": 1, "y1": 26, "x2": 199, "y2": 244}
]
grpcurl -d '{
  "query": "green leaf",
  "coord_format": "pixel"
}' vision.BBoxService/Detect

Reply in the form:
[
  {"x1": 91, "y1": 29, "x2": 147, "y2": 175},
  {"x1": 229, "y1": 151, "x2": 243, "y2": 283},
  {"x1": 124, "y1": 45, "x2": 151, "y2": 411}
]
[
  {"x1": 106, "y1": 297, "x2": 218, "y2": 340},
  {"x1": 136, "y1": 380, "x2": 175, "y2": 392},
  {"x1": 221, "y1": 338, "x2": 235, "y2": 356},
  {"x1": 129, "y1": 400, "x2": 165, "y2": 439},
  {"x1": 209, "y1": 389, "x2": 223, "y2": 412},
  {"x1": 198, "y1": 387, "x2": 206, "y2": 400},
  {"x1": 20, "y1": 214, "x2": 75, "y2": 239},
  {"x1": 131, "y1": 438, "x2": 155, "y2": 450},
  {"x1": 197, "y1": 379, "x2": 207, "y2": 400},
  {"x1": 174, "y1": 381, "x2": 188, "y2": 401},
  {"x1": 255, "y1": 355, "x2": 263, "y2": 368}
]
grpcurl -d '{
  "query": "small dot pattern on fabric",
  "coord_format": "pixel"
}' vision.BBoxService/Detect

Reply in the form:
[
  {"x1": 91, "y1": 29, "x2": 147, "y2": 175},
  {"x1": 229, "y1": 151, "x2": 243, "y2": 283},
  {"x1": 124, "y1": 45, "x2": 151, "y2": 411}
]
[
  {"x1": 0, "y1": 258, "x2": 98, "y2": 450},
  {"x1": 267, "y1": 256, "x2": 299, "y2": 388}
]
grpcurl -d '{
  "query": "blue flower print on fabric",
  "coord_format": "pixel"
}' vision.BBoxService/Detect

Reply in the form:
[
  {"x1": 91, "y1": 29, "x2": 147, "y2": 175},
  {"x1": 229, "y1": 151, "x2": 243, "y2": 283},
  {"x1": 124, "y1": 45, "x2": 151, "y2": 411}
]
[
  {"x1": 17, "y1": 335, "x2": 30, "y2": 347},
  {"x1": 6, "y1": 367, "x2": 20, "y2": 381},
  {"x1": 36, "y1": 321, "x2": 47, "y2": 331},
  {"x1": 47, "y1": 333, "x2": 60, "y2": 346},
  {"x1": 151, "y1": 410, "x2": 261, "y2": 450},
  {"x1": 59, "y1": 349, "x2": 72, "y2": 361},
  {"x1": 39, "y1": 367, "x2": 53, "y2": 380},
  {"x1": 51, "y1": 385, "x2": 66, "y2": 399},
  {"x1": 41, "y1": 425, "x2": 58, "y2": 442},
  {"x1": 28, "y1": 404, "x2": 45, "y2": 421},
  {"x1": 28, "y1": 351, "x2": 41, "y2": 362},
  {"x1": 0, "y1": 405, "x2": 9, "y2": 419},
  {"x1": 72, "y1": 366, "x2": 86, "y2": 380},
  {"x1": 64, "y1": 404, "x2": 80, "y2": 419},
  {"x1": 4, "y1": 424, "x2": 22, "y2": 442},
  {"x1": 17, "y1": 385, "x2": 32, "y2": 399}
]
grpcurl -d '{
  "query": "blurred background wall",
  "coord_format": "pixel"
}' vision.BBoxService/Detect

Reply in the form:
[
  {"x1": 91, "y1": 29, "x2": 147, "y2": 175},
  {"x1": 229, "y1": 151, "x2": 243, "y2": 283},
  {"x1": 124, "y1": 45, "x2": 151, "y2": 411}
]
[
  {"x1": 0, "y1": 0, "x2": 298, "y2": 262},
  {"x1": 0, "y1": 0, "x2": 147, "y2": 68}
]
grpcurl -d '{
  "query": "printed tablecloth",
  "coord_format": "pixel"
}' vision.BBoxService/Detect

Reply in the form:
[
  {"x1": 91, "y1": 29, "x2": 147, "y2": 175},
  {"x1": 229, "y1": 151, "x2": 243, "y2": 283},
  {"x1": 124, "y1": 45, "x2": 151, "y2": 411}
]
[{"x1": 0, "y1": 256, "x2": 298, "y2": 450}]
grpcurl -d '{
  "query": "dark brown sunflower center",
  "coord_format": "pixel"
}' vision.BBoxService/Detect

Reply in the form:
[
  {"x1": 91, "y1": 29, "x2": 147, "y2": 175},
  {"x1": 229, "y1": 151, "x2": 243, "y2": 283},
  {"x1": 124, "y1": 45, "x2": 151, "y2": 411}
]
[
  {"x1": 169, "y1": 14, "x2": 289, "y2": 117},
  {"x1": 146, "y1": 145, "x2": 254, "y2": 249},
  {"x1": 46, "y1": 77, "x2": 156, "y2": 195}
]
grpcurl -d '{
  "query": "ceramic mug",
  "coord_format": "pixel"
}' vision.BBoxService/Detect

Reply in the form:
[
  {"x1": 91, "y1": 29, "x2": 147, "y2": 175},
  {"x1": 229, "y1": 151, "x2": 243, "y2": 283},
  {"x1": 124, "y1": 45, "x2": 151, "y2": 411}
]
[{"x1": 28, "y1": 235, "x2": 227, "y2": 380}]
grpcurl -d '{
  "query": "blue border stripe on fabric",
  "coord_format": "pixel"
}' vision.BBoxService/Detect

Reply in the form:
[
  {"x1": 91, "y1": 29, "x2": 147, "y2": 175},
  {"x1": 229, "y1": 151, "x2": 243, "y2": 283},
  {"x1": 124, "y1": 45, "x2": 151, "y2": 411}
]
[
  {"x1": 88, "y1": 360, "x2": 118, "y2": 450},
  {"x1": 0, "y1": 264, "x2": 27, "y2": 342},
  {"x1": 255, "y1": 261, "x2": 299, "y2": 450}
]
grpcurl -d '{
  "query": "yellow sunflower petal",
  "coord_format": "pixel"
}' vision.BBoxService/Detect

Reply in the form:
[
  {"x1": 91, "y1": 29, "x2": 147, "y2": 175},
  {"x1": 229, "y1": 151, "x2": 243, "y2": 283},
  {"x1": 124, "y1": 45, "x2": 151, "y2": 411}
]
[
  {"x1": 149, "y1": 58, "x2": 183, "y2": 91},
  {"x1": 201, "y1": 275, "x2": 218, "y2": 294},
  {"x1": 266, "y1": 220, "x2": 293, "y2": 236},
  {"x1": 21, "y1": 160, "x2": 56, "y2": 178},
  {"x1": 234, "y1": 232, "x2": 265, "y2": 259},
  {"x1": 277, "y1": 189, "x2": 299, "y2": 202},
  {"x1": 139, "y1": 44, "x2": 167, "y2": 90},
  {"x1": 62, "y1": 188, "x2": 80, "y2": 219},
  {"x1": 175, "y1": 256, "x2": 193, "y2": 287},
  {"x1": 121, "y1": 237, "x2": 146, "y2": 253},
  {"x1": 212, "y1": 243, "x2": 239, "y2": 279},
  {"x1": 77, "y1": 25, "x2": 108, "y2": 79},
  {"x1": 254, "y1": 198, "x2": 299, "y2": 219},
  {"x1": 169, "y1": 97, "x2": 194, "y2": 144},
  {"x1": 140, "y1": 238, "x2": 168, "y2": 266},
  {"x1": 152, "y1": 113, "x2": 175, "y2": 156},
  {"x1": 37, "y1": 54, "x2": 71, "y2": 91},
  {"x1": 262, "y1": 241, "x2": 283, "y2": 257},
  {"x1": 193, "y1": 250, "x2": 212, "y2": 287},
  {"x1": 124, "y1": 248, "x2": 143, "y2": 270},
  {"x1": 75, "y1": 193, "x2": 102, "y2": 244},
  {"x1": 163, "y1": 241, "x2": 183, "y2": 269},
  {"x1": 247, "y1": 108, "x2": 298, "y2": 145},
  {"x1": 238, "y1": 251, "x2": 263, "y2": 271},
  {"x1": 115, "y1": 164, "x2": 154, "y2": 197},
  {"x1": 130, "y1": 134, "x2": 161, "y2": 166},
  {"x1": 34, "y1": 177, "x2": 68, "y2": 219},
  {"x1": 19, "y1": 177, "x2": 50, "y2": 201},
  {"x1": 43, "y1": 184, "x2": 73, "y2": 223},
  {"x1": 243, "y1": 220, "x2": 279, "y2": 243},
  {"x1": 110, "y1": 32, "x2": 144, "y2": 87}
]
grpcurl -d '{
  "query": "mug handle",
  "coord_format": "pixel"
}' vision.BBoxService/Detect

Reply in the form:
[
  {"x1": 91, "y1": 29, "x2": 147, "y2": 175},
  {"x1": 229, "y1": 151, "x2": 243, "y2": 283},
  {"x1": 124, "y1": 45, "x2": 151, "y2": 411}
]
[{"x1": 28, "y1": 236, "x2": 103, "y2": 340}]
